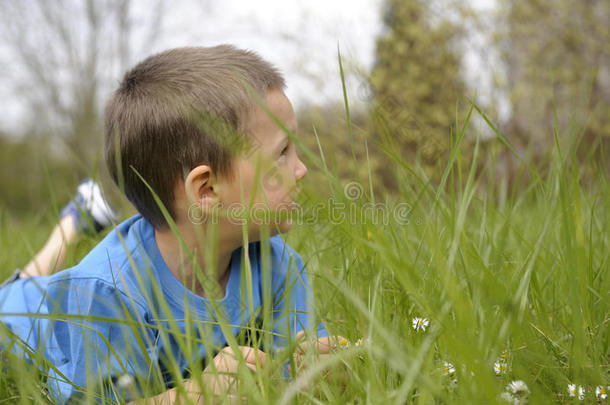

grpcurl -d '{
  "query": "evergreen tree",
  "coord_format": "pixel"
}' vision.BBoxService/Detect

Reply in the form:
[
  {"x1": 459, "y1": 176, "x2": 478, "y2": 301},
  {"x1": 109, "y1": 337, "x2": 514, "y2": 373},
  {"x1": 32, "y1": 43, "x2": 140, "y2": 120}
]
[{"x1": 370, "y1": 0, "x2": 465, "y2": 172}]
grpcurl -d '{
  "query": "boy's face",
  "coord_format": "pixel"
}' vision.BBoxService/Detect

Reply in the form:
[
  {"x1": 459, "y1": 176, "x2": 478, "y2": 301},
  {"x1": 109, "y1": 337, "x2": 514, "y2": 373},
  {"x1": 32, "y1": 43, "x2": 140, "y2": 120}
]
[{"x1": 218, "y1": 89, "x2": 307, "y2": 237}]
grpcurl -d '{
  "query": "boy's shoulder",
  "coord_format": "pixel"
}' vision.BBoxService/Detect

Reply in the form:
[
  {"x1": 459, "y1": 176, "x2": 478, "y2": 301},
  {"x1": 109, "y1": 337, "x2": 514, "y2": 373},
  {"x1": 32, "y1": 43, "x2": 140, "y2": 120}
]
[
  {"x1": 45, "y1": 215, "x2": 154, "y2": 310},
  {"x1": 57, "y1": 215, "x2": 148, "y2": 276},
  {"x1": 267, "y1": 234, "x2": 307, "y2": 277},
  {"x1": 269, "y1": 234, "x2": 300, "y2": 259}
]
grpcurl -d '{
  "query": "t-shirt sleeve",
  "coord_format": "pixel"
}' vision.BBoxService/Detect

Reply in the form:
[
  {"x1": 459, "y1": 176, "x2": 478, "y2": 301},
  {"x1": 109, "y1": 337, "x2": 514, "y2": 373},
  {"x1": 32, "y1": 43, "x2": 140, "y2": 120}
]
[
  {"x1": 270, "y1": 238, "x2": 327, "y2": 349},
  {"x1": 44, "y1": 277, "x2": 157, "y2": 403}
]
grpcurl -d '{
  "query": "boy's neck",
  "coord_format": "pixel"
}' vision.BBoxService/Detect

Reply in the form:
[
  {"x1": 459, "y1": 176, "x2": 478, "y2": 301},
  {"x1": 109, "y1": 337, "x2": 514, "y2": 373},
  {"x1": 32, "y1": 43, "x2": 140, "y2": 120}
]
[{"x1": 153, "y1": 225, "x2": 237, "y2": 298}]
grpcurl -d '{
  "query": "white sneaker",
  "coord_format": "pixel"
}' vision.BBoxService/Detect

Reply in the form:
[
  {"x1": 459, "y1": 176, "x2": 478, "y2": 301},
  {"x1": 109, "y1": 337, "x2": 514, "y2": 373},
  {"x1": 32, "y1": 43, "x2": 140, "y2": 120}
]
[{"x1": 60, "y1": 179, "x2": 119, "y2": 233}]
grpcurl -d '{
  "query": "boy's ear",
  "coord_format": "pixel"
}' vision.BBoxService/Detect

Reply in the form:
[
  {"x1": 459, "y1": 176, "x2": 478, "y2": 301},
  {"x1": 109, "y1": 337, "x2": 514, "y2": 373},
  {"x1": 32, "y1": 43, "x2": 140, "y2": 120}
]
[{"x1": 184, "y1": 165, "x2": 218, "y2": 207}]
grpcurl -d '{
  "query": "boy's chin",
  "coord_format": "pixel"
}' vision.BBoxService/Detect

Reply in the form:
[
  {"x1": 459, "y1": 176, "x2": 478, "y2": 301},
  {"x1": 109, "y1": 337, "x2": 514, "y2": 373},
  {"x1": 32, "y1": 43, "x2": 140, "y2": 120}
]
[
  {"x1": 242, "y1": 219, "x2": 292, "y2": 242},
  {"x1": 276, "y1": 218, "x2": 293, "y2": 234},
  {"x1": 249, "y1": 219, "x2": 293, "y2": 240}
]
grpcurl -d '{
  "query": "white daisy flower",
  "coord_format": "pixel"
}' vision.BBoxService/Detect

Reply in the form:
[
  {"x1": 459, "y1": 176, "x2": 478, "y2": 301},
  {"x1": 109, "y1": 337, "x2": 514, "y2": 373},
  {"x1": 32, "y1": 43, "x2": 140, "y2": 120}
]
[
  {"x1": 494, "y1": 360, "x2": 509, "y2": 375},
  {"x1": 412, "y1": 317, "x2": 429, "y2": 332},
  {"x1": 116, "y1": 373, "x2": 135, "y2": 390},
  {"x1": 596, "y1": 386, "x2": 608, "y2": 401},
  {"x1": 441, "y1": 361, "x2": 456, "y2": 376},
  {"x1": 568, "y1": 383, "x2": 577, "y2": 397},
  {"x1": 568, "y1": 384, "x2": 585, "y2": 400},
  {"x1": 337, "y1": 337, "x2": 350, "y2": 349},
  {"x1": 354, "y1": 337, "x2": 367, "y2": 346},
  {"x1": 507, "y1": 380, "x2": 529, "y2": 395}
]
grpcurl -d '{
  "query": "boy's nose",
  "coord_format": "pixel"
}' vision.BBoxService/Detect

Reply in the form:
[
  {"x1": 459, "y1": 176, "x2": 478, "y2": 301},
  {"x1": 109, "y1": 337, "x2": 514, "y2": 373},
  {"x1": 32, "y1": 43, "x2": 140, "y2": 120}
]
[{"x1": 295, "y1": 158, "x2": 308, "y2": 181}]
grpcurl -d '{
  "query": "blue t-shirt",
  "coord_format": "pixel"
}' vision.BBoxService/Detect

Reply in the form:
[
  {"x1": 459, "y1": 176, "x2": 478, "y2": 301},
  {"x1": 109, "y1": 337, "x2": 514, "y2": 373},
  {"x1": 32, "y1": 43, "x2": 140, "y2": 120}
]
[{"x1": 0, "y1": 215, "x2": 325, "y2": 403}]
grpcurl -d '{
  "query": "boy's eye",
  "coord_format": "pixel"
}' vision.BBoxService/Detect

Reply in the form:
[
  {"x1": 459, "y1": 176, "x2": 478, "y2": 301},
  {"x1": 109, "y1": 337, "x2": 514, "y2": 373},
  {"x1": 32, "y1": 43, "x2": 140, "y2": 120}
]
[{"x1": 280, "y1": 145, "x2": 289, "y2": 156}]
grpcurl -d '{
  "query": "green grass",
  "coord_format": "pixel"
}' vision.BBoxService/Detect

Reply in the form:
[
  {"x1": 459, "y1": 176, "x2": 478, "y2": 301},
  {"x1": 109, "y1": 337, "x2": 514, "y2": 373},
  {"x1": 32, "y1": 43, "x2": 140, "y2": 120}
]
[{"x1": 0, "y1": 100, "x2": 608, "y2": 404}]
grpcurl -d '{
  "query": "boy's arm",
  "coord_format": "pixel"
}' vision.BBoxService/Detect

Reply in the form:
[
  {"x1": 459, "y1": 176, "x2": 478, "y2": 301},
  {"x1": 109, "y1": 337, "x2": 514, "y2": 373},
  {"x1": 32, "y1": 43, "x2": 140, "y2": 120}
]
[
  {"x1": 45, "y1": 277, "x2": 157, "y2": 403},
  {"x1": 290, "y1": 331, "x2": 350, "y2": 391}
]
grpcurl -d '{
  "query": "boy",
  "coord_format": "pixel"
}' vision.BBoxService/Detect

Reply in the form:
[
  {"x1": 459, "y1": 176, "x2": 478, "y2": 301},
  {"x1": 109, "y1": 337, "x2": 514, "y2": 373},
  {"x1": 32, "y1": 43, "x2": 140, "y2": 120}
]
[{"x1": 0, "y1": 45, "x2": 335, "y2": 403}]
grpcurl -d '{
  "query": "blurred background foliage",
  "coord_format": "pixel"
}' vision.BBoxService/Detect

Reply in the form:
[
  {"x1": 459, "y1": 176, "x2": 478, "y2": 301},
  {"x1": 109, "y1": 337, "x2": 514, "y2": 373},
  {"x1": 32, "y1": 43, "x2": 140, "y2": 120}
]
[
  {"x1": 499, "y1": 0, "x2": 610, "y2": 156},
  {"x1": 0, "y1": 0, "x2": 162, "y2": 222},
  {"x1": 298, "y1": 0, "x2": 609, "y2": 197},
  {"x1": 0, "y1": 0, "x2": 608, "y2": 221}
]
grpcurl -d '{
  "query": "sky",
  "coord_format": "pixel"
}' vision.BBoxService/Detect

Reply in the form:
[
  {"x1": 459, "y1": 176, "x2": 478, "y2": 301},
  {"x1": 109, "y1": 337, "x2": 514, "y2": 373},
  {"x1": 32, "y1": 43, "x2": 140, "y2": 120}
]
[
  {"x1": 154, "y1": 0, "x2": 386, "y2": 109},
  {"x1": 0, "y1": 0, "x2": 502, "y2": 134}
]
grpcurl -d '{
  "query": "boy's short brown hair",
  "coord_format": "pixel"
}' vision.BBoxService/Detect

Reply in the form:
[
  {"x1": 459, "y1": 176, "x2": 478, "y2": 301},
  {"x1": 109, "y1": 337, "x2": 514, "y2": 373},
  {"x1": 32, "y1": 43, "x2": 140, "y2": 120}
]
[{"x1": 104, "y1": 45, "x2": 285, "y2": 228}]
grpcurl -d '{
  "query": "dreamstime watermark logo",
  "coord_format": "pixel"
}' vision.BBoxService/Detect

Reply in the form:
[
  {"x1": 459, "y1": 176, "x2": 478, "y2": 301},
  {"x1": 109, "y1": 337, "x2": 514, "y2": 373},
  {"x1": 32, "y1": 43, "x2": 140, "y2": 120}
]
[
  {"x1": 262, "y1": 166, "x2": 284, "y2": 192},
  {"x1": 187, "y1": 181, "x2": 416, "y2": 227},
  {"x1": 343, "y1": 181, "x2": 363, "y2": 200}
]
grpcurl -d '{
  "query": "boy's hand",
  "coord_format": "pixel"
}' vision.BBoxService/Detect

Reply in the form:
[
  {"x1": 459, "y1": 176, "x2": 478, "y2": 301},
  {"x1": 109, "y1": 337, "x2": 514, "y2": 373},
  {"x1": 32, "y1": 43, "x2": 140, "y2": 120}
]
[
  {"x1": 130, "y1": 346, "x2": 267, "y2": 404},
  {"x1": 291, "y1": 332, "x2": 349, "y2": 389},
  {"x1": 201, "y1": 346, "x2": 268, "y2": 396},
  {"x1": 294, "y1": 330, "x2": 340, "y2": 359}
]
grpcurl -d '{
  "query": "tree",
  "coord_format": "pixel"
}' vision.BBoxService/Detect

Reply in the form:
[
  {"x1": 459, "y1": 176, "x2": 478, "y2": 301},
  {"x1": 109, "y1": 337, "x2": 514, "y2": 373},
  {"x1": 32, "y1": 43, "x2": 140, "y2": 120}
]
[
  {"x1": 0, "y1": 0, "x2": 164, "y2": 170},
  {"x1": 497, "y1": 0, "x2": 610, "y2": 166},
  {"x1": 370, "y1": 0, "x2": 465, "y2": 176}
]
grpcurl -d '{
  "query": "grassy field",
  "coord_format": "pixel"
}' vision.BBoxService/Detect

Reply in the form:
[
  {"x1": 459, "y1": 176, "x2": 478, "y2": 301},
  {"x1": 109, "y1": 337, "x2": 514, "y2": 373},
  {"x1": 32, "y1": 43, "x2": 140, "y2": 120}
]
[{"x1": 0, "y1": 104, "x2": 608, "y2": 404}]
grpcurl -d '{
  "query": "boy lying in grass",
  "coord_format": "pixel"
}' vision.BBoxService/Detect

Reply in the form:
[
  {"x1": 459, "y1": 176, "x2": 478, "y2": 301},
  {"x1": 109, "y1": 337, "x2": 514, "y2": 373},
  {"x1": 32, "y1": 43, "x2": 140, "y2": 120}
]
[{"x1": 0, "y1": 45, "x2": 340, "y2": 403}]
